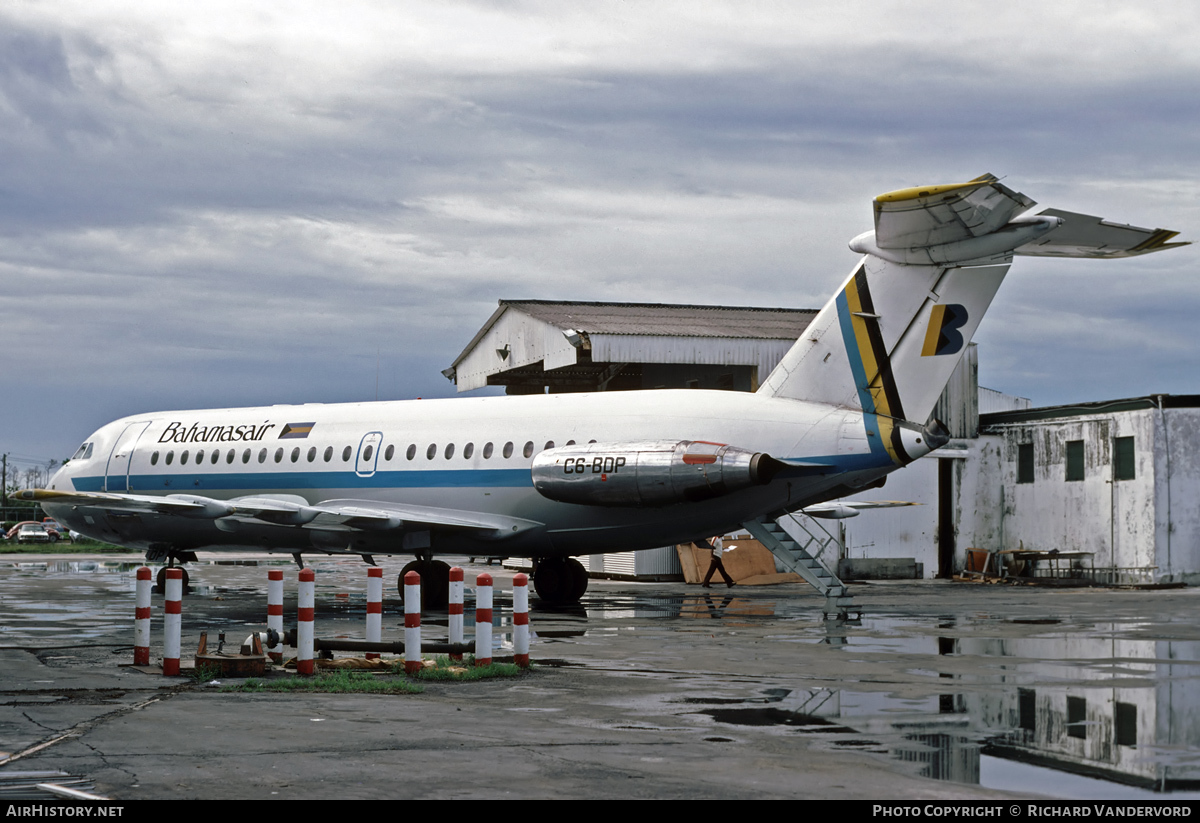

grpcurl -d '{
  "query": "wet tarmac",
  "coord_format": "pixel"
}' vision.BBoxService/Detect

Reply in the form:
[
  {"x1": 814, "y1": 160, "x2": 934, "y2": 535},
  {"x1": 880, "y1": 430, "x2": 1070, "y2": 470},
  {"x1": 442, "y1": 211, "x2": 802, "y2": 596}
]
[{"x1": 4, "y1": 553, "x2": 1200, "y2": 800}]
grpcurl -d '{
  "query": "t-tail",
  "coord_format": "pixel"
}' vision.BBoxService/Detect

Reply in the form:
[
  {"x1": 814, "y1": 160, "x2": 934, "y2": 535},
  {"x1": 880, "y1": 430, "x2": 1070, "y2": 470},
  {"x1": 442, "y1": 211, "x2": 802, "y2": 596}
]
[{"x1": 760, "y1": 173, "x2": 1188, "y2": 463}]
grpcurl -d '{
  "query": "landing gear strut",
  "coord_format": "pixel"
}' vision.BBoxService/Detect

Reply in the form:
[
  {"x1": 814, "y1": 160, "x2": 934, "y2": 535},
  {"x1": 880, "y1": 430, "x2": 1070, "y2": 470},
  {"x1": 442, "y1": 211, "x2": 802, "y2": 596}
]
[
  {"x1": 533, "y1": 557, "x2": 588, "y2": 606},
  {"x1": 398, "y1": 559, "x2": 451, "y2": 610}
]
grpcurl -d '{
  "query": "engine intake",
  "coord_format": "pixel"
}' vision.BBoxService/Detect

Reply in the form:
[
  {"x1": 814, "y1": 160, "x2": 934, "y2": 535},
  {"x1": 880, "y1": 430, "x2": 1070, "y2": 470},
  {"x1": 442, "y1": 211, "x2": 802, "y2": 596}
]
[{"x1": 531, "y1": 440, "x2": 777, "y2": 508}]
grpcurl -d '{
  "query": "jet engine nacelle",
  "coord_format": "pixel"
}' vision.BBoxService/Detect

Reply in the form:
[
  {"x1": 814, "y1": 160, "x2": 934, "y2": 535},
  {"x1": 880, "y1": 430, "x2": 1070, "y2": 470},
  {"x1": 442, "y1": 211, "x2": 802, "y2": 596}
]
[{"x1": 531, "y1": 440, "x2": 777, "y2": 508}]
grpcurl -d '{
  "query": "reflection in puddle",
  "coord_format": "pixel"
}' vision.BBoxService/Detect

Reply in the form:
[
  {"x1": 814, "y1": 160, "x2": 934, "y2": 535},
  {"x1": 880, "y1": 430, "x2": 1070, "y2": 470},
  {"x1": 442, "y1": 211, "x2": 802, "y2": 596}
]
[{"x1": 11, "y1": 560, "x2": 1200, "y2": 798}]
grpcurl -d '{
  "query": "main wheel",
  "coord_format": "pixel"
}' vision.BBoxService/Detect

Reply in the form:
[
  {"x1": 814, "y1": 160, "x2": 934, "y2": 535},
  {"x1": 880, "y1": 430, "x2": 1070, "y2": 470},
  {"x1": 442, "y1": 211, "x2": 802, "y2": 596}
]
[
  {"x1": 155, "y1": 566, "x2": 191, "y2": 595},
  {"x1": 534, "y1": 558, "x2": 587, "y2": 606},
  {"x1": 398, "y1": 560, "x2": 451, "y2": 611},
  {"x1": 565, "y1": 557, "x2": 589, "y2": 602}
]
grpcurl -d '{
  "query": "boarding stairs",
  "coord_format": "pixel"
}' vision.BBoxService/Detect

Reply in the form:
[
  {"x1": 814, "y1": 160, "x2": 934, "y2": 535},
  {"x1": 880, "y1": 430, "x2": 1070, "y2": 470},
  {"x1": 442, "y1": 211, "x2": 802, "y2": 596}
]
[{"x1": 741, "y1": 515, "x2": 858, "y2": 619}]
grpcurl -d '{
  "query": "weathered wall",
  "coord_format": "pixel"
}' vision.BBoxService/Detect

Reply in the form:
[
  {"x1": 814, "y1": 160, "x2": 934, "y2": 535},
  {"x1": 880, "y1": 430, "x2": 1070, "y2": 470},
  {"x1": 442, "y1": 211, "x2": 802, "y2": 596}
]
[
  {"x1": 1159, "y1": 407, "x2": 1200, "y2": 583},
  {"x1": 985, "y1": 411, "x2": 1158, "y2": 571}
]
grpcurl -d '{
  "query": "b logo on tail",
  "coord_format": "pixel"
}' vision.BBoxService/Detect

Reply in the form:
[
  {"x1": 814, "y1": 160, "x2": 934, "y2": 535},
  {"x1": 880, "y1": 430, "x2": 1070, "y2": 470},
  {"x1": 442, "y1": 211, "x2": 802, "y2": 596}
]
[{"x1": 921, "y1": 304, "x2": 969, "y2": 357}]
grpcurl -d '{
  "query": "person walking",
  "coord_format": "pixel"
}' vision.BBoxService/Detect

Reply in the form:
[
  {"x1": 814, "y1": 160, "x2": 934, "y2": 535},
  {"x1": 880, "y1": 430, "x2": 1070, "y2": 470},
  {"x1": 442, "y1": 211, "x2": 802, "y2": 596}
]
[{"x1": 699, "y1": 535, "x2": 735, "y2": 588}]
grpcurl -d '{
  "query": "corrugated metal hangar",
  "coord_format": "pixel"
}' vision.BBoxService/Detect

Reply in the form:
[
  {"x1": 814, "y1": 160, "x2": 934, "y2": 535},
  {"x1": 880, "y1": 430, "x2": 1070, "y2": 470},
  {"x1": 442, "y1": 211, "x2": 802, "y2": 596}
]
[{"x1": 445, "y1": 299, "x2": 1200, "y2": 584}]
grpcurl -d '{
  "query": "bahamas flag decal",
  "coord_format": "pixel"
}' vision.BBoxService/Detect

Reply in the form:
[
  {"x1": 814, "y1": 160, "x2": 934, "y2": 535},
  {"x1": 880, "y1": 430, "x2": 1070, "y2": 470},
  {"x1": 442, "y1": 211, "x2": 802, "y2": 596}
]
[
  {"x1": 279, "y1": 422, "x2": 316, "y2": 439},
  {"x1": 835, "y1": 264, "x2": 911, "y2": 465}
]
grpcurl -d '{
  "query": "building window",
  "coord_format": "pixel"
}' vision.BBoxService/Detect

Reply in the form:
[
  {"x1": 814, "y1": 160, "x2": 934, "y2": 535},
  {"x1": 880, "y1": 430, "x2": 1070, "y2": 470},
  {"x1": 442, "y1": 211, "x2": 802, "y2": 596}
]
[
  {"x1": 1114, "y1": 436, "x2": 1135, "y2": 481},
  {"x1": 1115, "y1": 701, "x2": 1137, "y2": 747},
  {"x1": 1067, "y1": 695, "x2": 1086, "y2": 739},
  {"x1": 1018, "y1": 688, "x2": 1036, "y2": 733},
  {"x1": 1065, "y1": 440, "x2": 1084, "y2": 482},
  {"x1": 1017, "y1": 443, "x2": 1034, "y2": 484}
]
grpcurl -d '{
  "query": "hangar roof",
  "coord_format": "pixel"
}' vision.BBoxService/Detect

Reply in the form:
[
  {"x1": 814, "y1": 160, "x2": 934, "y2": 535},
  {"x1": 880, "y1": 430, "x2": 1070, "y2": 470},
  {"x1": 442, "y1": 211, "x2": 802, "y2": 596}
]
[
  {"x1": 447, "y1": 300, "x2": 819, "y2": 393},
  {"x1": 496, "y1": 300, "x2": 818, "y2": 339}
]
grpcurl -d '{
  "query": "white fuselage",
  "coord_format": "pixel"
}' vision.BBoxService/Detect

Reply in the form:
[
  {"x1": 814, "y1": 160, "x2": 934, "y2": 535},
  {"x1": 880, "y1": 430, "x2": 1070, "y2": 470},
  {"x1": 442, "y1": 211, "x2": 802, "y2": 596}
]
[{"x1": 45, "y1": 389, "x2": 898, "y2": 559}]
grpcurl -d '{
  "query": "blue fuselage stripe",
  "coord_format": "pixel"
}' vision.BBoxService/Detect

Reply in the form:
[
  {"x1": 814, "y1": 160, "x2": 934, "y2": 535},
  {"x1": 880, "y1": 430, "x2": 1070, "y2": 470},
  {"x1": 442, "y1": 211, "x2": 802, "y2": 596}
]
[{"x1": 73, "y1": 468, "x2": 532, "y2": 493}]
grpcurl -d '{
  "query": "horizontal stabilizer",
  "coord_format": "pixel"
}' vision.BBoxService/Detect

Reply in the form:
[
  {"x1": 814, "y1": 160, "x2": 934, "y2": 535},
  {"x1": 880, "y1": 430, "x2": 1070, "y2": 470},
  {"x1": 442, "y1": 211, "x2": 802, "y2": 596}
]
[
  {"x1": 1016, "y1": 208, "x2": 1190, "y2": 258},
  {"x1": 873, "y1": 173, "x2": 1035, "y2": 250}
]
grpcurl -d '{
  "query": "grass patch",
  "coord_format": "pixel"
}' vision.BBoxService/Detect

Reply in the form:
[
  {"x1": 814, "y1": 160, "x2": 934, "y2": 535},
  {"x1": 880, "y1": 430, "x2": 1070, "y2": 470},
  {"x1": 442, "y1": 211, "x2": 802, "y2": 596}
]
[
  {"x1": 219, "y1": 669, "x2": 423, "y2": 695},
  {"x1": 401, "y1": 655, "x2": 527, "y2": 681}
]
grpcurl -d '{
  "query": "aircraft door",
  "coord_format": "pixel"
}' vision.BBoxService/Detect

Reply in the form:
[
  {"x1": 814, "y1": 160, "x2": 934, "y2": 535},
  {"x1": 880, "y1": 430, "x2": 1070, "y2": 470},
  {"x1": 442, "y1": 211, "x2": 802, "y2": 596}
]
[
  {"x1": 356, "y1": 432, "x2": 383, "y2": 477},
  {"x1": 104, "y1": 421, "x2": 152, "y2": 492}
]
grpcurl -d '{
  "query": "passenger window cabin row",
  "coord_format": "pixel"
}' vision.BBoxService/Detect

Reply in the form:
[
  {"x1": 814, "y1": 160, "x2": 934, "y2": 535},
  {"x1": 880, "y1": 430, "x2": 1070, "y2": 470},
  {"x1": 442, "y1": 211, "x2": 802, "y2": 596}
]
[{"x1": 147, "y1": 439, "x2": 594, "y2": 468}]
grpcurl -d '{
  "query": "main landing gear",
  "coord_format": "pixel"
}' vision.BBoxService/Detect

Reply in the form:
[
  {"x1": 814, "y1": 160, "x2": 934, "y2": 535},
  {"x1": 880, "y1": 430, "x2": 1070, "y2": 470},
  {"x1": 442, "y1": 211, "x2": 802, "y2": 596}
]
[
  {"x1": 147, "y1": 549, "x2": 195, "y2": 594},
  {"x1": 398, "y1": 559, "x2": 451, "y2": 611},
  {"x1": 155, "y1": 565, "x2": 190, "y2": 594},
  {"x1": 533, "y1": 557, "x2": 588, "y2": 607}
]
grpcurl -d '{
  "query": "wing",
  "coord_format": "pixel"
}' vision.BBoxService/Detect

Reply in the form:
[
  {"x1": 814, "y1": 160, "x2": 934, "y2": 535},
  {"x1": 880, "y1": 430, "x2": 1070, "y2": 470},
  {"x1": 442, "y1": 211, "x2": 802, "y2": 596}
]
[{"x1": 15, "y1": 489, "x2": 541, "y2": 542}]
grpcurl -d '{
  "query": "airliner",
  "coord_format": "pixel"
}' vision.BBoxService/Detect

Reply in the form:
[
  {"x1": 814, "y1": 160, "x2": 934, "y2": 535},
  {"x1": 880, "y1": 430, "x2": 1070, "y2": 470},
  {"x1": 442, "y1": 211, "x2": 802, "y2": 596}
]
[{"x1": 20, "y1": 174, "x2": 1186, "y2": 605}]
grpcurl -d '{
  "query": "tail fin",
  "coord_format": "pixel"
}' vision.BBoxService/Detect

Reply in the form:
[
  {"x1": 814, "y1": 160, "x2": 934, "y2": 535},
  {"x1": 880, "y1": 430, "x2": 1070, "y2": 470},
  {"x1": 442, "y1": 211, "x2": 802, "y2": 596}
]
[
  {"x1": 760, "y1": 253, "x2": 1009, "y2": 456},
  {"x1": 760, "y1": 174, "x2": 1187, "y2": 444}
]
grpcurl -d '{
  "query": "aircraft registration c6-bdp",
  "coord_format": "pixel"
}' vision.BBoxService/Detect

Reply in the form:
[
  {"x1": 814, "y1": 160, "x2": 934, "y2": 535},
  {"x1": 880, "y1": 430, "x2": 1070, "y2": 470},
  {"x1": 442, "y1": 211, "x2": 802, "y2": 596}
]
[{"x1": 20, "y1": 174, "x2": 1188, "y2": 607}]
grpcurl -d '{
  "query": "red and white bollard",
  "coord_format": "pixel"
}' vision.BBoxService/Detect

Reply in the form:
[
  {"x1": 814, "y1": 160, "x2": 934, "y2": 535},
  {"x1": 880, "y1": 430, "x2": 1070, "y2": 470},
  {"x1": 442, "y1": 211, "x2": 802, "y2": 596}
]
[
  {"x1": 404, "y1": 571, "x2": 422, "y2": 674},
  {"x1": 366, "y1": 567, "x2": 383, "y2": 660},
  {"x1": 163, "y1": 568, "x2": 183, "y2": 676},
  {"x1": 475, "y1": 573, "x2": 493, "y2": 667},
  {"x1": 513, "y1": 573, "x2": 530, "y2": 668},
  {"x1": 297, "y1": 568, "x2": 315, "y2": 676},
  {"x1": 448, "y1": 567, "x2": 464, "y2": 661},
  {"x1": 267, "y1": 569, "x2": 284, "y2": 664},
  {"x1": 134, "y1": 567, "x2": 152, "y2": 666}
]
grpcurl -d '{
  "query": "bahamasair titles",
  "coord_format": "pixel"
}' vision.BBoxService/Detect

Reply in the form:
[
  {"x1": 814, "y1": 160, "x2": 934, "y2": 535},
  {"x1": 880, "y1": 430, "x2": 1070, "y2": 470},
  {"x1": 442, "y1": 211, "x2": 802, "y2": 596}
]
[{"x1": 20, "y1": 174, "x2": 1187, "y2": 605}]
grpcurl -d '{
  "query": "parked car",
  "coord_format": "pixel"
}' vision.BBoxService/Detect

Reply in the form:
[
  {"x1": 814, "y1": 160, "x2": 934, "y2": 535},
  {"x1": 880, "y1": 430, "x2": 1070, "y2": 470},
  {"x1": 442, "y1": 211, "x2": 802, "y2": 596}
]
[
  {"x1": 42, "y1": 518, "x2": 72, "y2": 542},
  {"x1": 14, "y1": 523, "x2": 51, "y2": 544},
  {"x1": 5, "y1": 521, "x2": 64, "y2": 543}
]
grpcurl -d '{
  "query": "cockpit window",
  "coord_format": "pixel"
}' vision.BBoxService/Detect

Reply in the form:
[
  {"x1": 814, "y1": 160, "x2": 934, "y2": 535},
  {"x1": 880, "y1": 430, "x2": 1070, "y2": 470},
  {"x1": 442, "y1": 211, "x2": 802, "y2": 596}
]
[{"x1": 71, "y1": 442, "x2": 94, "y2": 461}]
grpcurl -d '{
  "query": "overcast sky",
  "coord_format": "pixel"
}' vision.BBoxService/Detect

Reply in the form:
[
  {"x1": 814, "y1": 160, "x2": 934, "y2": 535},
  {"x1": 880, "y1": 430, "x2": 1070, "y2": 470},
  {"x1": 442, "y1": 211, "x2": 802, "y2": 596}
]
[{"x1": 2, "y1": 1, "x2": 1197, "y2": 469}]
